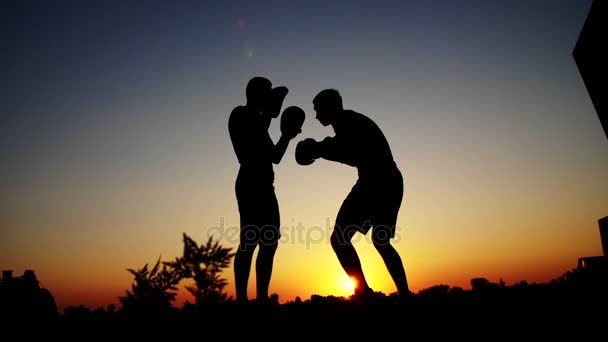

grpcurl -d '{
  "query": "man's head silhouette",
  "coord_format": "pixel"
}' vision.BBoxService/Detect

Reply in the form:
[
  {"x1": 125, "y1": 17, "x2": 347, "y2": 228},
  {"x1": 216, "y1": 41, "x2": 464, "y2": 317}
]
[
  {"x1": 246, "y1": 76, "x2": 272, "y2": 114},
  {"x1": 313, "y1": 88, "x2": 343, "y2": 126}
]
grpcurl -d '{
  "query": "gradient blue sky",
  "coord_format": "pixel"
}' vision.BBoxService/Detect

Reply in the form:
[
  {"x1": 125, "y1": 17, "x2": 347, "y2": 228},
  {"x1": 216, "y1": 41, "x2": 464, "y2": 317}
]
[{"x1": 2, "y1": 0, "x2": 607, "y2": 312}]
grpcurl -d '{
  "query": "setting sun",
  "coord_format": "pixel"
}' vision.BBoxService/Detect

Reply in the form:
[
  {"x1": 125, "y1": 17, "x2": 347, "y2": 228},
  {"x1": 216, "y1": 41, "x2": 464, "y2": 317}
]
[{"x1": 340, "y1": 275, "x2": 356, "y2": 294}]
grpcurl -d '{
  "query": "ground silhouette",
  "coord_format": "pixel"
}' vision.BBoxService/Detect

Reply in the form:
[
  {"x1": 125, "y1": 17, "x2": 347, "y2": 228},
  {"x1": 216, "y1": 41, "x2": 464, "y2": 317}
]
[
  {"x1": 10, "y1": 264, "x2": 602, "y2": 340},
  {"x1": 4, "y1": 232, "x2": 607, "y2": 340}
]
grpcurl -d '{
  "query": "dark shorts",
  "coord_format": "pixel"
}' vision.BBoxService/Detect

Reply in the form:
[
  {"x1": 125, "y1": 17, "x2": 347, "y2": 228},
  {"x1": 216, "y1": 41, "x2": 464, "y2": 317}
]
[
  {"x1": 334, "y1": 167, "x2": 403, "y2": 240},
  {"x1": 235, "y1": 169, "x2": 281, "y2": 250}
]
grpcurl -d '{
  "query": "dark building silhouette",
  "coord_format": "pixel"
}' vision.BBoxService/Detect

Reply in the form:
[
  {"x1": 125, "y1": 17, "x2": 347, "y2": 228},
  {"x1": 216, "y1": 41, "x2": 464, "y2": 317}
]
[
  {"x1": 573, "y1": 0, "x2": 607, "y2": 140},
  {"x1": 0, "y1": 269, "x2": 58, "y2": 321},
  {"x1": 577, "y1": 217, "x2": 608, "y2": 272},
  {"x1": 600, "y1": 216, "x2": 608, "y2": 256},
  {"x1": 572, "y1": 0, "x2": 608, "y2": 275}
]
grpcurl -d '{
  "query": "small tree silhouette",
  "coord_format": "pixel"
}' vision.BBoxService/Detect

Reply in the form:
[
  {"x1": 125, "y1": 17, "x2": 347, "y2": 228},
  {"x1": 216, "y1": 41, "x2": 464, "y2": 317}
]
[
  {"x1": 119, "y1": 256, "x2": 181, "y2": 314},
  {"x1": 120, "y1": 233, "x2": 235, "y2": 312},
  {"x1": 165, "y1": 233, "x2": 235, "y2": 305}
]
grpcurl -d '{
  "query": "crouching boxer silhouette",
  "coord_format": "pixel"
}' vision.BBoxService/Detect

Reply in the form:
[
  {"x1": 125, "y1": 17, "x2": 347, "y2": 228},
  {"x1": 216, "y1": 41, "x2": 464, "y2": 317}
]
[{"x1": 296, "y1": 88, "x2": 411, "y2": 299}]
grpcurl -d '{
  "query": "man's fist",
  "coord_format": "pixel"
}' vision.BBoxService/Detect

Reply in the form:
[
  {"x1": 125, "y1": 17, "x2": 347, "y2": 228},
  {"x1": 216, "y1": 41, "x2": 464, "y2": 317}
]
[
  {"x1": 267, "y1": 86, "x2": 289, "y2": 118},
  {"x1": 280, "y1": 106, "x2": 305, "y2": 140},
  {"x1": 295, "y1": 138, "x2": 318, "y2": 166}
]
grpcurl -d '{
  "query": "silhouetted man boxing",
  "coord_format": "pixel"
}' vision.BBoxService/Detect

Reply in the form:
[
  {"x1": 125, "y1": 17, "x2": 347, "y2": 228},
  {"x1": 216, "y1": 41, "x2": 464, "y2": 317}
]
[
  {"x1": 296, "y1": 88, "x2": 410, "y2": 298},
  {"x1": 228, "y1": 76, "x2": 303, "y2": 303}
]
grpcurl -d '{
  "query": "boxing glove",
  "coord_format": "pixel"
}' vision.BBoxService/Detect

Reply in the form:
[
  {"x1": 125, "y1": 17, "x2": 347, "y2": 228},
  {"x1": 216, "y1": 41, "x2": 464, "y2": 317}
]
[
  {"x1": 280, "y1": 106, "x2": 305, "y2": 139},
  {"x1": 267, "y1": 86, "x2": 289, "y2": 118},
  {"x1": 295, "y1": 138, "x2": 318, "y2": 166}
]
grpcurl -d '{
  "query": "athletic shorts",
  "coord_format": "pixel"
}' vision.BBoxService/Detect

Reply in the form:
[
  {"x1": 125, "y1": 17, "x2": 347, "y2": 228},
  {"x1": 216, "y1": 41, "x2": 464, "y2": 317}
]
[
  {"x1": 334, "y1": 166, "x2": 403, "y2": 240},
  {"x1": 235, "y1": 169, "x2": 281, "y2": 250}
]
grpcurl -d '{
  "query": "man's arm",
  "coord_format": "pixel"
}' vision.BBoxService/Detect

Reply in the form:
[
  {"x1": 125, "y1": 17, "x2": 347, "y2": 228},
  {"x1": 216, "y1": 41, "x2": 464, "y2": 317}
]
[
  {"x1": 255, "y1": 112, "x2": 290, "y2": 164},
  {"x1": 228, "y1": 108, "x2": 256, "y2": 164},
  {"x1": 272, "y1": 123, "x2": 302, "y2": 164},
  {"x1": 260, "y1": 112, "x2": 273, "y2": 130},
  {"x1": 272, "y1": 135, "x2": 292, "y2": 164},
  {"x1": 316, "y1": 135, "x2": 357, "y2": 166}
]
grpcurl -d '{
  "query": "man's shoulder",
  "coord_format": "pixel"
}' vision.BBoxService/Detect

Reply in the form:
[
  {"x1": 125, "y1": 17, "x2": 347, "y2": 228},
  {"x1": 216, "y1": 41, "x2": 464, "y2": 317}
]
[
  {"x1": 229, "y1": 106, "x2": 250, "y2": 126},
  {"x1": 230, "y1": 105, "x2": 248, "y2": 117},
  {"x1": 344, "y1": 109, "x2": 371, "y2": 121},
  {"x1": 342, "y1": 110, "x2": 378, "y2": 128}
]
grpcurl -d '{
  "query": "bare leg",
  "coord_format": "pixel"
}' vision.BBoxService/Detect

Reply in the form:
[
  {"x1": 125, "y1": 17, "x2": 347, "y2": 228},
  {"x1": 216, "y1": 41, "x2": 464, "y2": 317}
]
[
  {"x1": 256, "y1": 242, "x2": 278, "y2": 302},
  {"x1": 234, "y1": 246, "x2": 255, "y2": 303},
  {"x1": 330, "y1": 229, "x2": 371, "y2": 294},
  {"x1": 373, "y1": 230, "x2": 410, "y2": 295}
]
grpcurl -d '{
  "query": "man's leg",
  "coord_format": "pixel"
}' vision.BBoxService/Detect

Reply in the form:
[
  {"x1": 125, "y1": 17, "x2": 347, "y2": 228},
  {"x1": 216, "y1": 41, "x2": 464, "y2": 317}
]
[
  {"x1": 372, "y1": 226, "x2": 410, "y2": 296},
  {"x1": 332, "y1": 185, "x2": 373, "y2": 296},
  {"x1": 234, "y1": 244, "x2": 255, "y2": 303},
  {"x1": 256, "y1": 241, "x2": 278, "y2": 302},
  {"x1": 255, "y1": 189, "x2": 281, "y2": 303},
  {"x1": 330, "y1": 225, "x2": 371, "y2": 295}
]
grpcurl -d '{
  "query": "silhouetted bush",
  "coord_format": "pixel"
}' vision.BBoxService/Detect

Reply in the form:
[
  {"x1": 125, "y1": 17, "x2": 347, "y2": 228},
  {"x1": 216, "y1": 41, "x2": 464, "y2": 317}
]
[
  {"x1": 164, "y1": 233, "x2": 235, "y2": 305},
  {"x1": 119, "y1": 233, "x2": 235, "y2": 314},
  {"x1": 118, "y1": 256, "x2": 181, "y2": 315},
  {"x1": 417, "y1": 284, "x2": 451, "y2": 297}
]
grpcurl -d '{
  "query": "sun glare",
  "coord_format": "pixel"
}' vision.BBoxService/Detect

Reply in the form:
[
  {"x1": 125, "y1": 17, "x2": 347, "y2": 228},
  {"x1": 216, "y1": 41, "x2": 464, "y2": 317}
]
[{"x1": 340, "y1": 275, "x2": 356, "y2": 294}]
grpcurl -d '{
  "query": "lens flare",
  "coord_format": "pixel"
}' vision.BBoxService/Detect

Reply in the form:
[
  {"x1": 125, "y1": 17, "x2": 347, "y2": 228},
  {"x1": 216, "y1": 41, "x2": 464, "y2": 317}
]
[
  {"x1": 238, "y1": 20, "x2": 254, "y2": 59},
  {"x1": 243, "y1": 41, "x2": 254, "y2": 59}
]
